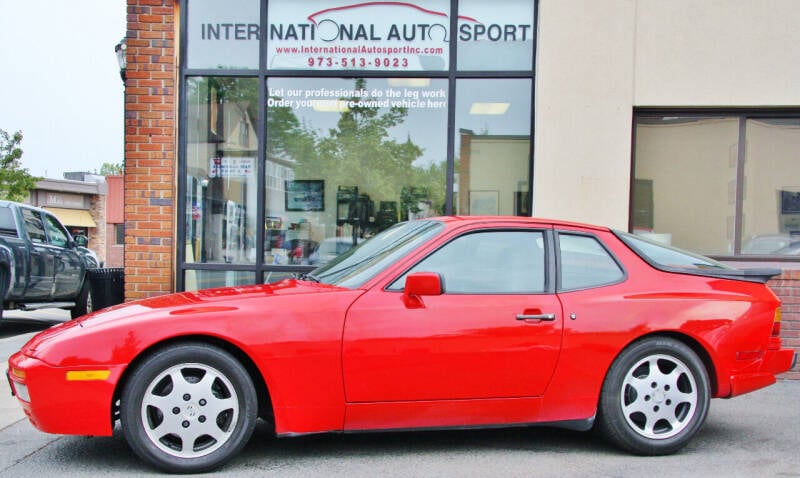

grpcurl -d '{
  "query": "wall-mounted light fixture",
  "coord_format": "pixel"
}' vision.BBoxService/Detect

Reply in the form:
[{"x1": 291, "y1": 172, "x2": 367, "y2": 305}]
[{"x1": 114, "y1": 38, "x2": 127, "y2": 84}]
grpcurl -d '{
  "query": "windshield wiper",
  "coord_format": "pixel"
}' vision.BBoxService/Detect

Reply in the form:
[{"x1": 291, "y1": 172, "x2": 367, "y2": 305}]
[{"x1": 296, "y1": 272, "x2": 320, "y2": 283}]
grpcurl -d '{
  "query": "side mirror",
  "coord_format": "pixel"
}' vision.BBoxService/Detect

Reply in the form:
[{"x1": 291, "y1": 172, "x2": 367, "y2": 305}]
[
  {"x1": 402, "y1": 272, "x2": 442, "y2": 309},
  {"x1": 74, "y1": 235, "x2": 88, "y2": 247}
]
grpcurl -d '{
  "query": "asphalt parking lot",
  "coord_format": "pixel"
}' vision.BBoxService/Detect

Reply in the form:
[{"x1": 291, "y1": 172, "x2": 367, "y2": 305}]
[
  {"x1": 0, "y1": 309, "x2": 798, "y2": 477},
  {"x1": 0, "y1": 308, "x2": 69, "y2": 339}
]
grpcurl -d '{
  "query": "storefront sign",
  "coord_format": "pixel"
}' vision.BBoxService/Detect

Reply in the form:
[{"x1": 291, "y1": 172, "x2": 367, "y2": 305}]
[
  {"x1": 267, "y1": 0, "x2": 451, "y2": 71},
  {"x1": 209, "y1": 157, "x2": 255, "y2": 178},
  {"x1": 187, "y1": 0, "x2": 535, "y2": 72}
]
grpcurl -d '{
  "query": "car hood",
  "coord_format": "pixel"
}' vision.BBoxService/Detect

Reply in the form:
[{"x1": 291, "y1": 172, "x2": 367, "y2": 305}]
[{"x1": 23, "y1": 279, "x2": 349, "y2": 357}]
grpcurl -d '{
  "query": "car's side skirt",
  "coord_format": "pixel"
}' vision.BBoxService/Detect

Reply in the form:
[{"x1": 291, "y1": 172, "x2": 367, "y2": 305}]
[
  {"x1": 335, "y1": 397, "x2": 590, "y2": 433},
  {"x1": 275, "y1": 415, "x2": 596, "y2": 438}
]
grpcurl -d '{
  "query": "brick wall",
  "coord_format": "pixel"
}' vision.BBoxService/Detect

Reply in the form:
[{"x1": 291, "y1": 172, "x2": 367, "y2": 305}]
[
  {"x1": 123, "y1": 0, "x2": 177, "y2": 300},
  {"x1": 767, "y1": 271, "x2": 800, "y2": 380},
  {"x1": 105, "y1": 223, "x2": 125, "y2": 268}
]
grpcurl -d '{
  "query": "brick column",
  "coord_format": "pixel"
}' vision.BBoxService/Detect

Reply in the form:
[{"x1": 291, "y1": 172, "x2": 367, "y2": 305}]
[
  {"x1": 767, "y1": 271, "x2": 800, "y2": 380},
  {"x1": 123, "y1": 0, "x2": 177, "y2": 300}
]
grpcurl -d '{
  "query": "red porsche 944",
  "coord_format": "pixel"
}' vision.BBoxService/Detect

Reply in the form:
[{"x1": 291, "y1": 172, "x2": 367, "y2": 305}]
[{"x1": 7, "y1": 217, "x2": 796, "y2": 473}]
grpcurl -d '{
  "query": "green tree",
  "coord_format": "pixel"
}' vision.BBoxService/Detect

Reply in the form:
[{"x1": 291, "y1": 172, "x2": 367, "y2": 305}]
[
  {"x1": 295, "y1": 79, "x2": 433, "y2": 217},
  {"x1": 0, "y1": 129, "x2": 40, "y2": 202},
  {"x1": 99, "y1": 162, "x2": 124, "y2": 175}
]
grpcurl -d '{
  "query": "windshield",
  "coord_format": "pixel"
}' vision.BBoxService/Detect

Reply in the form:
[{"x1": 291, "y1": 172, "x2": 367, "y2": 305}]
[
  {"x1": 616, "y1": 231, "x2": 732, "y2": 271},
  {"x1": 312, "y1": 220, "x2": 444, "y2": 288}
]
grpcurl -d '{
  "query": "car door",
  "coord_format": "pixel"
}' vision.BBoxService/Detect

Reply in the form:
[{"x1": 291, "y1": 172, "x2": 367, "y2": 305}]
[
  {"x1": 342, "y1": 228, "x2": 563, "y2": 403},
  {"x1": 42, "y1": 212, "x2": 83, "y2": 299},
  {"x1": 20, "y1": 207, "x2": 54, "y2": 300}
]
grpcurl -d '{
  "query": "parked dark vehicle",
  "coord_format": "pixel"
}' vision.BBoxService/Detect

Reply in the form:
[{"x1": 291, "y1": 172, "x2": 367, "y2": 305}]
[{"x1": 0, "y1": 200, "x2": 99, "y2": 319}]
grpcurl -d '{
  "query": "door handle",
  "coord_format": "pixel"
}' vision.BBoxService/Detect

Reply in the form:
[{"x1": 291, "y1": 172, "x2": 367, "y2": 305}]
[{"x1": 516, "y1": 313, "x2": 556, "y2": 321}]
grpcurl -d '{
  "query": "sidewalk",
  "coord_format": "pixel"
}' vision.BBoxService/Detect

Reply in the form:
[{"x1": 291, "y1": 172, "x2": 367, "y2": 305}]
[
  {"x1": 1, "y1": 309, "x2": 69, "y2": 430},
  {"x1": 0, "y1": 332, "x2": 37, "y2": 430}
]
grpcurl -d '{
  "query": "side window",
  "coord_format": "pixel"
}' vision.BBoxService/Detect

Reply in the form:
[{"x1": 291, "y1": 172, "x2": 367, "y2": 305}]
[
  {"x1": 43, "y1": 214, "x2": 69, "y2": 248},
  {"x1": 21, "y1": 209, "x2": 46, "y2": 244},
  {"x1": 558, "y1": 233, "x2": 624, "y2": 291},
  {"x1": 0, "y1": 207, "x2": 18, "y2": 237},
  {"x1": 391, "y1": 231, "x2": 546, "y2": 294}
]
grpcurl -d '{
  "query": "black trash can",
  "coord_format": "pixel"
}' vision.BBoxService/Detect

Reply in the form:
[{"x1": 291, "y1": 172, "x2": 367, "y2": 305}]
[{"x1": 87, "y1": 268, "x2": 125, "y2": 311}]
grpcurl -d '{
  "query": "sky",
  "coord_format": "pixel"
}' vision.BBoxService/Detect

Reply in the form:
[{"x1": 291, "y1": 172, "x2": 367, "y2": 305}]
[{"x1": 0, "y1": 0, "x2": 127, "y2": 179}]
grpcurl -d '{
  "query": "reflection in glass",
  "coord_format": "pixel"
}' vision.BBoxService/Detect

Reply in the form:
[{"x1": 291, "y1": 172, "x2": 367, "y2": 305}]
[
  {"x1": 394, "y1": 231, "x2": 545, "y2": 293},
  {"x1": 458, "y1": 0, "x2": 535, "y2": 71},
  {"x1": 186, "y1": 0, "x2": 260, "y2": 70},
  {"x1": 183, "y1": 270, "x2": 255, "y2": 291},
  {"x1": 262, "y1": 271, "x2": 296, "y2": 284},
  {"x1": 742, "y1": 119, "x2": 800, "y2": 255},
  {"x1": 455, "y1": 79, "x2": 531, "y2": 216},
  {"x1": 559, "y1": 234, "x2": 624, "y2": 290},
  {"x1": 265, "y1": 77, "x2": 448, "y2": 265},
  {"x1": 185, "y1": 77, "x2": 259, "y2": 265},
  {"x1": 633, "y1": 117, "x2": 738, "y2": 255}
]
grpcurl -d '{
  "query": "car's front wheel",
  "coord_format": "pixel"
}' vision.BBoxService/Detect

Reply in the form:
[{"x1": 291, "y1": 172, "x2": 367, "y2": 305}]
[
  {"x1": 120, "y1": 343, "x2": 258, "y2": 473},
  {"x1": 597, "y1": 337, "x2": 710, "y2": 455}
]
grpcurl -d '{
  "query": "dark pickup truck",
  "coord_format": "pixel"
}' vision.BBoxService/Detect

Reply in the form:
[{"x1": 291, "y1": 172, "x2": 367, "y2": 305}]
[{"x1": 0, "y1": 200, "x2": 100, "y2": 319}]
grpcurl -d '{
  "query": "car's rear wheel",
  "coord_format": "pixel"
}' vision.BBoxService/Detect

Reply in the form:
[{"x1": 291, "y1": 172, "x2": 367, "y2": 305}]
[
  {"x1": 597, "y1": 337, "x2": 710, "y2": 455},
  {"x1": 120, "y1": 343, "x2": 257, "y2": 473}
]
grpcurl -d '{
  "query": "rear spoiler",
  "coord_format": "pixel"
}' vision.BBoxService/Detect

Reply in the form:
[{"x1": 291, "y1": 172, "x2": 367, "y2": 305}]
[{"x1": 673, "y1": 267, "x2": 782, "y2": 284}]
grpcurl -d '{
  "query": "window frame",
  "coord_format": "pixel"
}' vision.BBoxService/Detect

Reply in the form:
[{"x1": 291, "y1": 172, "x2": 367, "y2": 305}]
[
  {"x1": 21, "y1": 208, "x2": 47, "y2": 244},
  {"x1": 114, "y1": 224, "x2": 125, "y2": 245},
  {"x1": 386, "y1": 227, "x2": 554, "y2": 295},
  {"x1": 555, "y1": 230, "x2": 627, "y2": 293},
  {"x1": 176, "y1": 0, "x2": 540, "y2": 291},
  {"x1": 42, "y1": 213, "x2": 70, "y2": 248}
]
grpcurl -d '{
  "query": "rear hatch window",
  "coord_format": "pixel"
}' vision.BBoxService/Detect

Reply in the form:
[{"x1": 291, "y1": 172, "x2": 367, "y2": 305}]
[{"x1": 615, "y1": 230, "x2": 780, "y2": 283}]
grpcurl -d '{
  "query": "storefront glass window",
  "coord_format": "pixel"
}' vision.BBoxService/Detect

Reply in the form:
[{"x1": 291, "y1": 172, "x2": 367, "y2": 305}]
[
  {"x1": 185, "y1": 77, "x2": 259, "y2": 266},
  {"x1": 455, "y1": 79, "x2": 531, "y2": 216},
  {"x1": 264, "y1": 77, "x2": 448, "y2": 266},
  {"x1": 184, "y1": 270, "x2": 256, "y2": 290},
  {"x1": 179, "y1": 0, "x2": 537, "y2": 291},
  {"x1": 458, "y1": 0, "x2": 535, "y2": 71},
  {"x1": 633, "y1": 117, "x2": 738, "y2": 255},
  {"x1": 631, "y1": 115, "x2": 800, "y2": 257},
  {"x1": 742, "y1": 119, "x2": 800, "y2": 255},
  {"x1": 186, "y1": 0, "x2": 260, "y2": 70},
  {"x1": 267, "y1": 0, "x2": 450, "y2": 71}
]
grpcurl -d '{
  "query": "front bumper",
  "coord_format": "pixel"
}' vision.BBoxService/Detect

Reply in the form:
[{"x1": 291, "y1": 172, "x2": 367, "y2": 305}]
[{"x1": 7, "y1": 351, "x2": 122, "y2": 436}]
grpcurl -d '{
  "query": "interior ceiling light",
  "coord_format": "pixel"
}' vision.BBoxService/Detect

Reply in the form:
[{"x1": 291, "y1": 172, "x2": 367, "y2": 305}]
[
  {"x1": 312, "y1": 100, "x2": 350, "y2": 112},
  {"x1": 469, "y1": 102, "x2": 510, "y2": 115},
  {"x1": 388, "y1": 78, "x2": 431, "y2": 87}
]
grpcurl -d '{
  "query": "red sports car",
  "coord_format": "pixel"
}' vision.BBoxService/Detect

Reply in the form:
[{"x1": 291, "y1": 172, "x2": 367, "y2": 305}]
[{"x1": 7, "y1": 217, "x2": 796, "y2": 473}]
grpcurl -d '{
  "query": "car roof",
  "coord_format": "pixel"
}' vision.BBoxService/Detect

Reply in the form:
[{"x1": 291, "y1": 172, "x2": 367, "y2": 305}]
[
  {"x1": 432, "y1": 215, "x2": 611, "y2": 232},
  {"x1": 0, "y1": 199, "x2": 47, "y2": 214}
]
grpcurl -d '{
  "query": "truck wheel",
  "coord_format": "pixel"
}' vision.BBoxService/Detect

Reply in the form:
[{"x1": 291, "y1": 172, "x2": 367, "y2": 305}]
[
  {"x1": 71, "y1": 278, "x2": 92, "y2": 319},
  {"x1": 0, "y1": 266, "x2": 8, "y2": 320}
]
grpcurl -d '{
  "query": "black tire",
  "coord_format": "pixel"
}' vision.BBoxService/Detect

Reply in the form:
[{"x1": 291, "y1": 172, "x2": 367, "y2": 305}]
[
  {"x1": 120, "y1": 343, "x2": 257, "y2": 473},
  {"x1": 70, "y1": 277, "x2": 92, "y2": 319},
  {"x1": 596, "y1": 337, "x2": 710, "y2": 455},
  {"x1": 0, "y1": 265, "x2": 7, "y2": 320}
]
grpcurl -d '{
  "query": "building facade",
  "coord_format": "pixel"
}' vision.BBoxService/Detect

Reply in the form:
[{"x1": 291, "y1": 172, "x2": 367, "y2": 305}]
[
  {"x1": 28, "y1": 176, "x2": 107, "y2": 264},
  {"x1": 123, "y1": 0, "x2": 799, "y2": 378},
  {"x1": 105, "y1": 175, "x2": 125, "y2": 267}
]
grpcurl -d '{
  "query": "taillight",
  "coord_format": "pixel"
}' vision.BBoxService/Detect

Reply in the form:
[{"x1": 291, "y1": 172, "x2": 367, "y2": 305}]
[{"x1": 772, "y1": 307, "x2": 782, "y2": 337}]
